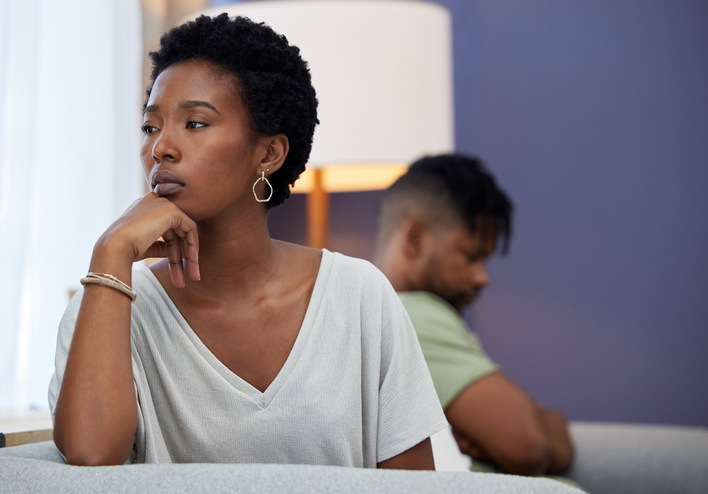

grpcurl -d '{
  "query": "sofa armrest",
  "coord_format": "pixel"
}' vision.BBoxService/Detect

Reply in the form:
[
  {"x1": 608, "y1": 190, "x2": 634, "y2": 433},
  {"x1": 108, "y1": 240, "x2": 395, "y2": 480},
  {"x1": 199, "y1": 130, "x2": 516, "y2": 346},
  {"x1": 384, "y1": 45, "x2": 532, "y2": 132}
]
[{"x1": 566, "y1": 421, "x2": 708, "y2": 494}]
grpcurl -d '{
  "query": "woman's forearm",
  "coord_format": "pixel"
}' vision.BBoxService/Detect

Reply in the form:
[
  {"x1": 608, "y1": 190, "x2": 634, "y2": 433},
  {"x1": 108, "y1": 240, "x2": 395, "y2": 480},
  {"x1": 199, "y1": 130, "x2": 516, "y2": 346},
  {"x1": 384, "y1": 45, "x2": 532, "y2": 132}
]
[
  {"x1": 53, "y1": 192, "x2": 199, "y2": 465},
  {"x1": 53, "y1": 240, "x2": 138, "y2": 466}
]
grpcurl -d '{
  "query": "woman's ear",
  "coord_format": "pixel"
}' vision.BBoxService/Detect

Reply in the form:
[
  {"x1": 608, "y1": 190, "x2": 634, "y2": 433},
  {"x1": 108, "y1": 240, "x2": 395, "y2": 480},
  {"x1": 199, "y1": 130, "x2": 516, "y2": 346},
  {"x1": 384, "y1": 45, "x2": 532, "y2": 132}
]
[{"x1": 257, "y1": 133, "x2": 289, "y2": 175}]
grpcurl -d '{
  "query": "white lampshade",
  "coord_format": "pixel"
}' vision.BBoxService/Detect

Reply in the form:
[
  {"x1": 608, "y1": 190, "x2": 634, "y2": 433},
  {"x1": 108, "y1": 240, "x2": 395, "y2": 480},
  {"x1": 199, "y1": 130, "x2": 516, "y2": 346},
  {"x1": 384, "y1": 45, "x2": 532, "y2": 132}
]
[{"x1": 191, "y1": 0, "x2": 455, "y2": 193}]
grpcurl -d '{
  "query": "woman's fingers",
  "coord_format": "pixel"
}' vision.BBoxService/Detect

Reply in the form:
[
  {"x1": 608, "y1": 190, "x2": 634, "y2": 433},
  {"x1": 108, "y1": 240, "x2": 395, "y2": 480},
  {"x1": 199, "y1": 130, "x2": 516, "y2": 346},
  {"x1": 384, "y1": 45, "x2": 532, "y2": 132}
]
[
  {"x1": 162, "y1": 221, "x2": 200, "y2": 287},
  {"x1": 161, "y1": 204, "x2": 200, "y2": 283},
  {"x1": 163, "y1": 229, "x2": 186, "y2": 288},
  {"x1": 183, "y1": 225, "x2": 200, "y2": 282},
  {"x1": 178, "y1": 236, "x2": 189, "y2": 286},
  {"x1": 142, "y1": 241, "x2": 168, "y2": 259},
  {"x1": 99, "y1": 193, "x2": 201, "y2": 286},
  {"x1": 178, "y1": 235, "x2": 200, "y2": 282}
]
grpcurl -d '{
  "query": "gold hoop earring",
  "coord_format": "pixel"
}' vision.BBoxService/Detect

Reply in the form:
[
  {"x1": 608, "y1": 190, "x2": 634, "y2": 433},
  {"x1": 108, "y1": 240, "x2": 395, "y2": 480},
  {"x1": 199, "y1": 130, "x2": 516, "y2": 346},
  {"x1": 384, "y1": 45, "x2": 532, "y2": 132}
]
[{"x1": 253, "y1": 169, "x2": 273, "y2": 203}]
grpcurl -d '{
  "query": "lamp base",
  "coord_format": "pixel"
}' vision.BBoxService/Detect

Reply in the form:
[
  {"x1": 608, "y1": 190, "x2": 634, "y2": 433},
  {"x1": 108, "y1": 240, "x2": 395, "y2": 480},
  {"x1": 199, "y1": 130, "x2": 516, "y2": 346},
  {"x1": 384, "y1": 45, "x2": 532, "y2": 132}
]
[{"x1": 307, "y1": 169, "x2": 329, "y2": 249}]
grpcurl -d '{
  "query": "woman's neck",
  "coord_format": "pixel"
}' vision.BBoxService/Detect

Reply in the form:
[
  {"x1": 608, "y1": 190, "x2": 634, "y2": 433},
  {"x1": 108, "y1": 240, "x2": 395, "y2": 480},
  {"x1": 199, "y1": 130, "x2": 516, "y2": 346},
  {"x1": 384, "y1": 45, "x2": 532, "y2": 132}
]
[{"x1": 184, "y1": 207, "x2": 280, "y2": 298}]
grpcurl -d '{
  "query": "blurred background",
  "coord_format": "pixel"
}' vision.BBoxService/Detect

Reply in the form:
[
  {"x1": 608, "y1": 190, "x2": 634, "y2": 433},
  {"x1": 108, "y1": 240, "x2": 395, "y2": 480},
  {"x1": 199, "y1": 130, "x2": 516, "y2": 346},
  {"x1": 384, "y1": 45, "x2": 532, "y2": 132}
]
[
  {"x1": 1, "y1": 0, "x2": 706, "y2": 428},
  {"x1": 268, "y1": 0, "x2": 708, "y2": 427}
]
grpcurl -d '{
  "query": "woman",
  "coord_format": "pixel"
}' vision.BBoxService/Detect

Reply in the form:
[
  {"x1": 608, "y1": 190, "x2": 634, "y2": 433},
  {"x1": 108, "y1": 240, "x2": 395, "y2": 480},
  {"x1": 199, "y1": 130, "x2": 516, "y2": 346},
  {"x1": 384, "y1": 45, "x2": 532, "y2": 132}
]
[{"x1": 48, "y1": 14, "x2": 446, "y2": 468}]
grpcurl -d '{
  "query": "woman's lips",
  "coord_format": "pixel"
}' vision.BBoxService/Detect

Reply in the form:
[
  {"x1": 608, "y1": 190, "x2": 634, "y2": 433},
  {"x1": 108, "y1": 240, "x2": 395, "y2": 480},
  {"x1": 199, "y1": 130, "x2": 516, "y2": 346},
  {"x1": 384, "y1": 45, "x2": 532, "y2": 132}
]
[
  {"x1": 151, "y1": 170, "x2": 185, "y2": 196},
  {"x1": 154, "y1": 182, "x2": 185, "y2": 196}
]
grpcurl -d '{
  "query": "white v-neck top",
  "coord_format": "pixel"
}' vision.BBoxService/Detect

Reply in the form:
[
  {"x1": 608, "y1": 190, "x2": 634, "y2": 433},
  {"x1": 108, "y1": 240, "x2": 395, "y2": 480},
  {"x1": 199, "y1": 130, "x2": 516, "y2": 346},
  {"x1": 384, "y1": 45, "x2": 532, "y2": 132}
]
[{"x1": 49, "y1": 250, "x2": 447, "y2": 466}]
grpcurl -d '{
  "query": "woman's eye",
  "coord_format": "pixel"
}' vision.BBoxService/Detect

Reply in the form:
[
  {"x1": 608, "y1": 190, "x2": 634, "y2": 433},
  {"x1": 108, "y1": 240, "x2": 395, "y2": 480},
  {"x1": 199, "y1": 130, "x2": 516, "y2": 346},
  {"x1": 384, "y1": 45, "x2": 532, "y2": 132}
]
[
  {"x1": 186, "y1": 121, "x2": 207, "y2": 129},
  {"x1": 141, "y1": 124, "x2": 158, "y2": 135}
]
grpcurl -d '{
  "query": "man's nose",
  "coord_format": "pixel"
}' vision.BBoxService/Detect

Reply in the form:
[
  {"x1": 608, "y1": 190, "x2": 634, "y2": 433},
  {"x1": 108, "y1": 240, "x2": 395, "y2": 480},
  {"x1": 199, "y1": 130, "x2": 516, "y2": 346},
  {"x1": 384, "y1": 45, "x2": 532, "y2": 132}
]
[{"x1": 471, "y1": 263, "x2": 489, "y2": 287}]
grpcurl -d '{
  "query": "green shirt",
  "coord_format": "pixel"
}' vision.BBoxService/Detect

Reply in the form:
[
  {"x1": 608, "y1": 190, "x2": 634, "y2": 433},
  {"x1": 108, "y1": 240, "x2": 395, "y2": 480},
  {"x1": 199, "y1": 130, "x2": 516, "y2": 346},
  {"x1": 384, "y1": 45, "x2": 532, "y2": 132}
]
[
  {"x1": 399, "y1": 292, "x2": 582, "y2": 489},
  {"x1": 398, "y1": 291, "x2": 499, "y2": 409}
]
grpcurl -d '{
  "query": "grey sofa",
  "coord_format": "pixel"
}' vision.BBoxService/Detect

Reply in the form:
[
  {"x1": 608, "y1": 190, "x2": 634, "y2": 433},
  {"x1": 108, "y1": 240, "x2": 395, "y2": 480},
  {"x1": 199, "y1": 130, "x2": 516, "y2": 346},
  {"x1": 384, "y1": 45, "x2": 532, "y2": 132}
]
[
  {"x1": 1, "y1": 422, "x2": 706, "y2": 493},
  {"x1": 566, "y1": 422, "x2": 708, "y2": 494}
]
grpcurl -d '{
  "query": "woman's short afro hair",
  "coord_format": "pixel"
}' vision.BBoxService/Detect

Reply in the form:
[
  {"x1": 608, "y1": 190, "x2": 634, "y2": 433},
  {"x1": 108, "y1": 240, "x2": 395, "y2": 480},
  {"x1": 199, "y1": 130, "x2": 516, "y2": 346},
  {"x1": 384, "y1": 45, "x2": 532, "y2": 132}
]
[{"x1": 147, "y1": 13, "x2": 319, "y2": 209}]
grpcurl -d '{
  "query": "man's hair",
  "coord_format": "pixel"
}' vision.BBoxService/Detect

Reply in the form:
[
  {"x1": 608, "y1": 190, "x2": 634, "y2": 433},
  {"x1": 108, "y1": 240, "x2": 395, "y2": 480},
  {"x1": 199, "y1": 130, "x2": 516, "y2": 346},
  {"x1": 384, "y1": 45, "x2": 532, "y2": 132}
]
[
  {"x1": 377, "y1": 154, "x2": 514, "y2": 254},
  {"x1": 146, "y1": 13, "x2": 319, "y2": 209}
]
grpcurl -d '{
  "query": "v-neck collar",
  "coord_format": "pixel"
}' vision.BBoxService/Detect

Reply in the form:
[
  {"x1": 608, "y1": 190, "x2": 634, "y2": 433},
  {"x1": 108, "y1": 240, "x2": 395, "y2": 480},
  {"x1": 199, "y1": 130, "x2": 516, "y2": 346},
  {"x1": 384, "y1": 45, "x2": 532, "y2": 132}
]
[{"x1": 137, "y1": 249, "x2": 334, "y2": 409}]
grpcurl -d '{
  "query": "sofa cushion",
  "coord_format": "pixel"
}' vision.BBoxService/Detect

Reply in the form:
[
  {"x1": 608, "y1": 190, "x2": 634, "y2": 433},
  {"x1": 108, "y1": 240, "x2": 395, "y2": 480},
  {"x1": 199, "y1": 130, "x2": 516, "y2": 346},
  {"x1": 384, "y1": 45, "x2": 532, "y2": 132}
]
[{"x1": 0, "y1": 441, "x2": 583, "y2": 493}]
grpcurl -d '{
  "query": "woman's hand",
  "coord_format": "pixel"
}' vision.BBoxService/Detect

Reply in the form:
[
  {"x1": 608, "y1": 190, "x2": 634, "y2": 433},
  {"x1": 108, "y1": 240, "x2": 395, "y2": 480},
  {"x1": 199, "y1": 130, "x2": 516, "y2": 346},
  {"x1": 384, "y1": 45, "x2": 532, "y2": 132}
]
[
  {"x1": 96, "y1": 192, "x2": 200, "y2": 287},
  {"x1": 54, "y1": 193, "x2": 198, "y2": 465}
]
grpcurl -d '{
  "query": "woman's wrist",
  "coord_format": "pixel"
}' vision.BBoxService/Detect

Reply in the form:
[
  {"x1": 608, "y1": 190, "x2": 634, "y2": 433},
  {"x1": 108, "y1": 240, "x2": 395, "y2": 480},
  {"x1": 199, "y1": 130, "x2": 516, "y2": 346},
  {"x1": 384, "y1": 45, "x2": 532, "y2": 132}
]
[{"x1": 89, "y1": 233, "x2": 136, "y2": 284}]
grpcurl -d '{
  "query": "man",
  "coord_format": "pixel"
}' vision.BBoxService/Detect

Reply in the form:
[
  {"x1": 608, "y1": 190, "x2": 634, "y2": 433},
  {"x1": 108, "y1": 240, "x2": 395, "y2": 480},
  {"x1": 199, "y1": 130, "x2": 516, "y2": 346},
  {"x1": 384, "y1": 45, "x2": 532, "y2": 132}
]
[{"x1": 374, "y1": 154, "x2": 574, "y2": 475}]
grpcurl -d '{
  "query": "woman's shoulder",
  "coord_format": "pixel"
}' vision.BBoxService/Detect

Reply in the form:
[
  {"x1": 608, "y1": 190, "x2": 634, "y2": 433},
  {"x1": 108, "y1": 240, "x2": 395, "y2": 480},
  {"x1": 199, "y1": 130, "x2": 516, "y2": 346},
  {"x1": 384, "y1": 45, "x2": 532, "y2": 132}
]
[
  {"x1": 273, "y1": 241, "x2": 393, "y2": 294},
  {"x1": 323, "y1": 251, "x2": 396, "y2": 302},
  {"x1": 327, "y1": 250, "x2": 382, "y2": 278}
]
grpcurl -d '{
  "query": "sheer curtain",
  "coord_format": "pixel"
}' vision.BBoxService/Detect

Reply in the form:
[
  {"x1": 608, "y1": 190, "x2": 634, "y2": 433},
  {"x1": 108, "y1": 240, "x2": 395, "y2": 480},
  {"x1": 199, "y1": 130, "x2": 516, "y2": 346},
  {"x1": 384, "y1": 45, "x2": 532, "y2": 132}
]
[{"x1": 0, "y1": 0, "x2": 143, "y2": 412}]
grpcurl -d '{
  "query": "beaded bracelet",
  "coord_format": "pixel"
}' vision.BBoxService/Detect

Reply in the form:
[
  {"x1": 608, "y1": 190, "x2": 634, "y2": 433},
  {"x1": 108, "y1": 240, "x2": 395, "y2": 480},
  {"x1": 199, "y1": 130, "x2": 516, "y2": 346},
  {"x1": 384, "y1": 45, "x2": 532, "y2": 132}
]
[{"x1": 80, "y1": 272, "x2": 137, "y2": 303}]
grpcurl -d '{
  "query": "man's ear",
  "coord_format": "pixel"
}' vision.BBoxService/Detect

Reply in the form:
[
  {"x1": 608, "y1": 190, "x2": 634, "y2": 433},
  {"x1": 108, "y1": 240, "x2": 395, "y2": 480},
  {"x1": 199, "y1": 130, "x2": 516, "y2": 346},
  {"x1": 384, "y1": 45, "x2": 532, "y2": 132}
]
[
  {"x1": 256, "y1": 133, "x2": 289, "y2": 176},
  {"x1": 402, "y1": 219, "x2": 429, "y2": 259}
]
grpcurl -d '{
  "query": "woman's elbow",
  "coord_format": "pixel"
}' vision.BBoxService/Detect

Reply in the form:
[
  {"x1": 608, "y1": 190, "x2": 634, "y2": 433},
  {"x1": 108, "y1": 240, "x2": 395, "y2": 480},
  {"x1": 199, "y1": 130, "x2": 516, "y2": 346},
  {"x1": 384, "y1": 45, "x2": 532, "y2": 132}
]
[
  {"x1": 61, "y1": 446, "x2": 129, "y2": 466},
  {"x1": 55, "y1": 434, "x2": 130, "y2": 466}
]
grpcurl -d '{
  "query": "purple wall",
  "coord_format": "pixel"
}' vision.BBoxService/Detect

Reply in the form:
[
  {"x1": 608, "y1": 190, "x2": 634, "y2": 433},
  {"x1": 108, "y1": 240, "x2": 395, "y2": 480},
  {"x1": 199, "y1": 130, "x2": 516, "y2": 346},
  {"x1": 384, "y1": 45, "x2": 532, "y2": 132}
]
[{"x1": 266, "y1": 1, "x2": 708, "y2": 426}]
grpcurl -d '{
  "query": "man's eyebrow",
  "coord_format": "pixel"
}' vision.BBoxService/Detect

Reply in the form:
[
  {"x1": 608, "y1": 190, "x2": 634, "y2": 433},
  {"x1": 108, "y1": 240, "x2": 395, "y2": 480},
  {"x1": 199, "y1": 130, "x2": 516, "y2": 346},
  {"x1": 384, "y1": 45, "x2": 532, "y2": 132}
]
[{"x1": 178, "y1": 100, "x2": 220, "y2": 114}]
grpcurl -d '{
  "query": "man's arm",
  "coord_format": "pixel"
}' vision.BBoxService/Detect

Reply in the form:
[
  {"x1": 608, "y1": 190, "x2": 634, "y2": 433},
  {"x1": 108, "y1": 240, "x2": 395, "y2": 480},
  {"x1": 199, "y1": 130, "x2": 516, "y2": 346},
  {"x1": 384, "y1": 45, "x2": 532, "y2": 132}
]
[
  {"x1": 539, "y1": 407, "x2": 574, "y2": 474},
  {"x1": 377, "y1": 438, "x2": 435, "y2": 470},
  {"x1": 444, "y1": 371, "x2": 573, "y2": 475}
]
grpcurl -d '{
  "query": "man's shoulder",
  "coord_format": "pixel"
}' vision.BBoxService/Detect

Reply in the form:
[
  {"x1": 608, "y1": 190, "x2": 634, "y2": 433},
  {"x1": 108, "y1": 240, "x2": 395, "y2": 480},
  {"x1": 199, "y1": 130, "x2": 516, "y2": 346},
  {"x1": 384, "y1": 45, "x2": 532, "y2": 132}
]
[
  {"x1": 397, "y1": 291, "x2": 469, "y2": 335},
  {"x1": 398, "y1": 291, "x2": 499, "y2": 408},
  {"x1": 398, "y1": 290, "x2": 459, "y2": 316},
  {"x1": 398, "y1": 290, "x2": 454, "y2": 312}
]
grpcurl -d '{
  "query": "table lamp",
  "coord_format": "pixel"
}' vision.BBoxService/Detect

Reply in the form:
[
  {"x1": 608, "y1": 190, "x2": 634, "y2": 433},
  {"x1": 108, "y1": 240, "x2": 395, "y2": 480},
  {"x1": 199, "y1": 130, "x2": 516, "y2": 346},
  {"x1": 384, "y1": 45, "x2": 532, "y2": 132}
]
[{"x1": 193, "y1": 0, "x2": 454, "y2": 248}]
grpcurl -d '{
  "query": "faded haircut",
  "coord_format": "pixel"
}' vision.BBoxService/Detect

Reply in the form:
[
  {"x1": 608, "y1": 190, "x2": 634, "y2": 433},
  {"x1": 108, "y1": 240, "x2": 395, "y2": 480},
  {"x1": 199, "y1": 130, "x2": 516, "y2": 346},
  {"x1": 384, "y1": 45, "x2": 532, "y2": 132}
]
[{"x1": 377, "y1": 154, "x2": 513, "y2": 254}]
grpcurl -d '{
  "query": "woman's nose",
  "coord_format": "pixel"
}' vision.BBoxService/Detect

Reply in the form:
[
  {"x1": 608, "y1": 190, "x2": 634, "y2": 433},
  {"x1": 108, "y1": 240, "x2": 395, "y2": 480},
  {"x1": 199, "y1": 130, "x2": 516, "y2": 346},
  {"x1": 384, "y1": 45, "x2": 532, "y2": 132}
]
[{"x1": 151, "y1": 127, "x2": 181, "y2": 163}]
